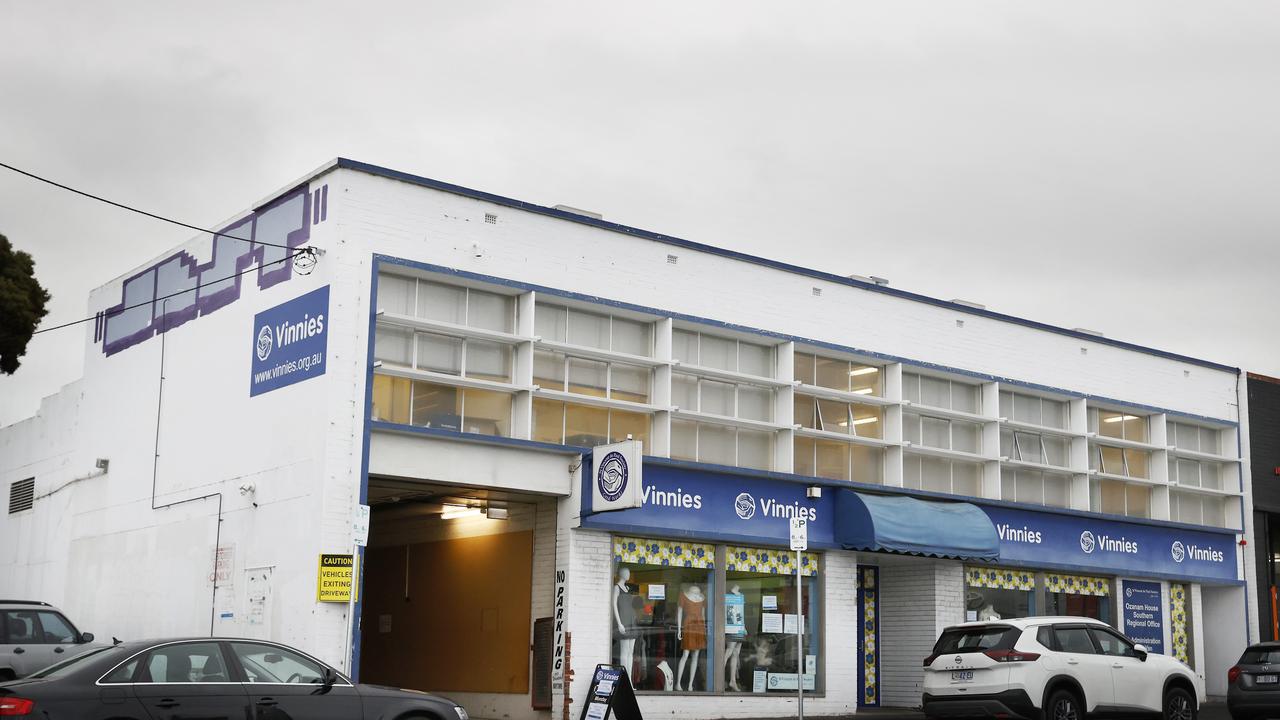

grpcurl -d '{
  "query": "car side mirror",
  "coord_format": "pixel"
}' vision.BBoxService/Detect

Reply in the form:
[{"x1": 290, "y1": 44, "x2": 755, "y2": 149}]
[
  {"x1": 80, "y1": 632, "x2": 95, "y2": 644},
  {"x1": 1133, "y1": 644, "x2": 1148, "y2": 661},
  {"x1": 322, "y1": 666, "x2": 337, "y2": 689}
]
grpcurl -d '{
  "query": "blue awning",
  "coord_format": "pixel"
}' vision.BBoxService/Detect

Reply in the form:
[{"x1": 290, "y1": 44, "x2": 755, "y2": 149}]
[{"x1": 835, "y1": 491, "x2": 999, "y2": 560}]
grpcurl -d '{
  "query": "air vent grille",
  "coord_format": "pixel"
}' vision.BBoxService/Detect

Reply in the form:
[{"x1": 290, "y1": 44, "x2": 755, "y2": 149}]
[{"x1": 9, "y1": 478, "x2": 34, "y2": 514}]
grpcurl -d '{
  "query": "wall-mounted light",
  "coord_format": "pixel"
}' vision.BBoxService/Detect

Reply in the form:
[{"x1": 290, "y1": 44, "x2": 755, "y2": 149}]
[
  {"x1": 440, "y1": 504, "x2": 482, "y2": 521},
  {"x1": 487, "y1": 506, "x2": 510, "y2": 520}
]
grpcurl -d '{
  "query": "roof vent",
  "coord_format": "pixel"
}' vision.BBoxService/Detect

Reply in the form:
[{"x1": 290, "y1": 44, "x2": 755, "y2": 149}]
[
  {"x1": 847, "y1": 274, "x2": 890, "y2": 287},
  {"x1": 950, "y1": 299, "x2": 986, "y2": 310},
  {"x1": 1073, "y1": 328, "x2": 1105, "y2": 338},
  {"x1": 552, "y1": 204, "x2": 603, "y2": 221}
]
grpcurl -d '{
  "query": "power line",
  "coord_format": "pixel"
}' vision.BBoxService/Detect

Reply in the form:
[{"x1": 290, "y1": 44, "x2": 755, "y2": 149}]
[
  {"x1": 0, "y1": 160, "x2": 293, "y2": 251},
  {"x1": 32, "y1": 248, "x2": 315, "y2": 336}
]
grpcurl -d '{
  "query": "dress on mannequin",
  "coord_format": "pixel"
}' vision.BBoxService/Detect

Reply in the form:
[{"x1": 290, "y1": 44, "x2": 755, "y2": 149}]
[
  {"x1": 613, "y1": 568, "x2": 639, "y2": 673},
  {"x1": 679, "y1": 590, "x2": 707, "y2": 650}
]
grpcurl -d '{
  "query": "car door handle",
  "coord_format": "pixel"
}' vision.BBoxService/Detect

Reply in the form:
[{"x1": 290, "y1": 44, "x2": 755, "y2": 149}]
[
  {"x1": 156, "y1": 699, "x2": 180, "y2": 708},
  {"x1": 1112, "y1": 663, "x2": 1124, "y2": 669},
  {"x1": 256, "y1": 698, "x2": 279, "y2": 707},
  {"x1": 54, "y1": 647, "x2": 65, "y2": 654},
  {"x1": 1066, "y1": 659, "x2": 1078, "y2": 665},
  {"x1": 11, "y1": 648, "x2": 22, "y2": 655}
]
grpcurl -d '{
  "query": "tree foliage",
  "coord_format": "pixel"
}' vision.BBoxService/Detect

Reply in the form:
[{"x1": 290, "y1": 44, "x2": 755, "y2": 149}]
[{"x1": 0, "y1": 233, "x2": 50, "y2": 374}]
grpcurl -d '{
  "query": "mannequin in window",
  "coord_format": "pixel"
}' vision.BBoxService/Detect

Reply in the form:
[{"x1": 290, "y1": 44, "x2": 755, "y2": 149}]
[
  {"x1": 657, "y1": 660, "x2": 674, "y2": 691},
  {"x1": 724, "y1": 584, "x2": 746, "y2": 690},
  {"x1": 977, "y1": 603, "x2": 1001, "y2": 621},
  {"x1": 613, "y1": 568, "x2": 639, "y2": 671},
  {"x1": 676, "y1": 584, "x2": 707, "y2": 691}
]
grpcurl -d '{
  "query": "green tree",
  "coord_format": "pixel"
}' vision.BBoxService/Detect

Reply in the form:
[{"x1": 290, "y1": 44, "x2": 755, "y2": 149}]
[{"x1": 0, "y1": 233, "x2": 50, "y2": 374}]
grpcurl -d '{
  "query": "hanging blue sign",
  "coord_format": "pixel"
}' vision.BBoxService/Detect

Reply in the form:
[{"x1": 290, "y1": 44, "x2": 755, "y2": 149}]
[
  {"x1": 1121, "y1": 580, "x2": 1165, "y2": 654},
  {"x1": 250, "y1": 285, "x2": 329, "y2": 396},
  {"x1": 981, "y1": 504, "x2": 1237, "y2": 584}
]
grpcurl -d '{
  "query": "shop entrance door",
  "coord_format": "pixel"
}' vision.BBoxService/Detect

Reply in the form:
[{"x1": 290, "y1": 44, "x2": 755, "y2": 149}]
[{"x1": 856, "y1": 566, "x2": 880, "y2": 708}]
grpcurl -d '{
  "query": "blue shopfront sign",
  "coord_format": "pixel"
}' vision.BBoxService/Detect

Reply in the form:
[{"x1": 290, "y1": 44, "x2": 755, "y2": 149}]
[
  {"x1": 981, "y1": 504, "x2": 1237, "y2": 584},
  {"x1": 1120, "y1": 580, "x2": 1165, "y2": 654},
  {"x1": 580, "y1": 462, "x2": 834, "y2": 548},
  {"x1": 250, "y1": 285, "x2": 329, "y2": 396}
]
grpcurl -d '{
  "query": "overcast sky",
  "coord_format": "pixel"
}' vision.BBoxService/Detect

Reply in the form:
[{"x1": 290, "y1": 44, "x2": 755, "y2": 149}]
[{"x1": 2, "y1": 1, "x2": 1278, "y2": 427}]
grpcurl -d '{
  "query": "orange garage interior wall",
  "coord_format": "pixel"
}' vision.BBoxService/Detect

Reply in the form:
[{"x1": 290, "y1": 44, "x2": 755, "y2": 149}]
[{"x1": 360, "y1": 530, "x2": 534, "y2": 694}]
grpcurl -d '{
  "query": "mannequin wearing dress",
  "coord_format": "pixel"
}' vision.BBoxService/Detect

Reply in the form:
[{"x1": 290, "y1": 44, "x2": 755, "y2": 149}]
[
  {"x1": 724, "y1": 584, "x2": 745, "y2": 690},
  {"x1": 612, "y1": 568, "x2": 638, "y2": 671},
  {"x1": 676, "y1": 585, "x2": 707, "y2": 691}
]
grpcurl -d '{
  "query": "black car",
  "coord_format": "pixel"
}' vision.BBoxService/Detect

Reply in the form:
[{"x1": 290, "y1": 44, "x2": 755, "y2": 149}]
[
  {"x1": 0, "y1": 637, "x2": 468, "y2": 720},
  {"x1": 1228, "y1": 641, "x2": 1280, "y2": 720}
]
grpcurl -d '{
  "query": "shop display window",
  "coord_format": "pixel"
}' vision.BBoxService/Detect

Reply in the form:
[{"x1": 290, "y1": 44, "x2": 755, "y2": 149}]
[
  {"x1": 1044, "y1": 573, "x2": 1111, "y2": 623},
  {"x1": 964, "y1": 566, "x2": 1034, "y2": 620},
  {"x1": 724, "y1": 546, "x2": 821, "y2": 695},
  {"x1": 612, "y1": 538, "x2": 716, "y2": 692}
]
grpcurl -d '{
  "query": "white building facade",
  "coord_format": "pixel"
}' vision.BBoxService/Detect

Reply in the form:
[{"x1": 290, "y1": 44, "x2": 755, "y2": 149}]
[{"x1": 0, "y1": 159, "x2": 1258, "y2": 717}]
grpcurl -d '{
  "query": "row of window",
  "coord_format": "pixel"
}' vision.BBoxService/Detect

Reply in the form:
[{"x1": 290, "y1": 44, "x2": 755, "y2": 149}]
[{"x1": 372, "y1": 273, "x2": 1239, "y2": 525}]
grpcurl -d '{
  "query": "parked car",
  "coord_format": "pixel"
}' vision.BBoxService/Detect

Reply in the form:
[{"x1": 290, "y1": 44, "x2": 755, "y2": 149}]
[
  {"x1": 1, "y1": 600, "x2": 96, "y2": 680},
  {"x1": 0, "y1": 636, "x2": 470, "y2": 720},
  {"x1": 1228, "y1": 641, "x2": 1280, "y2": 720},
  {"x1": 922, "y1": 616, "x2": 1203, "y2": 720}
]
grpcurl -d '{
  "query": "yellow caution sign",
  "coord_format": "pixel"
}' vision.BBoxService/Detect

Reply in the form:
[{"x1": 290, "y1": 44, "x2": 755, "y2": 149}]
[{"x1": 317, "y1": 553, "x2": 358, "y2": 603}]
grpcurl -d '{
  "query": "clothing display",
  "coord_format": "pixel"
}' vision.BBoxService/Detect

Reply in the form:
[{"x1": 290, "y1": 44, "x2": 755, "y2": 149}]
[
  {"x1": 679, "y1": 592, "x2": 707, "y2": 650},
  {"x1": 616, "y1": 585, "x2": 641, "y2": 638}
]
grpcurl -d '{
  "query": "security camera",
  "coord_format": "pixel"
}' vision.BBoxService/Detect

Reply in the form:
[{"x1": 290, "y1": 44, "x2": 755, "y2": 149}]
[{"x1": 806, "y1": 486, "x2": 822, "y2": 499}]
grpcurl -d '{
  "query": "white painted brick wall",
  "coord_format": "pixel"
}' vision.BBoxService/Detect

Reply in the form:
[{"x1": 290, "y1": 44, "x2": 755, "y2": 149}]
[{"x1": 877, "y1": 557, "x2": 963, "y2": 708}]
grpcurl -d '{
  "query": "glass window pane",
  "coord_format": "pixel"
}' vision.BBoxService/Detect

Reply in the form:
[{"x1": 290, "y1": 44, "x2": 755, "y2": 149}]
[
  {"x1": 372, "y1": 375, "x2": 411, "y2": 424},
  {"x1": 815, "y1": 440, "x2": 850, "y2": 481},
  {"x1": 532, "y1": 399, "x2": 564, "y2": 444},
  {"x1": 1013, "y1": 432, "x2": 1041, "y2": 464},
  {"x1": 671, "y1": 419, "x2": 697, "y2": 461},
  {"x1": 794, "y1": 394, "x2": 817, "y2": 430},
  {"x1": 1043, "y1": 436, "x2": 1069, "y2": 467},
  {"x1": 613, "y1": 559, "x2": 714, "y2": 692},
  {"x1": 1015, "y1": 470, "x2": 1043, "y2": 505},
  {"x1": 723, "y1": 567, "x2": 819, "y2": 694},
  {"x1": 416, "y1": 333, "x2": 463, "y2": 375},
  {"x1": 1044, "y1": 475, "x2": 1070, "y2": 508},
  {"x1": 902, "y1": 373, "x2": 921, "y2": 404},
  {"x1": 920, "y1": 376, "x2": 950, "y2": 408},
  {"x1": 411, "y1": 382, "x2": 461, "y2": 430},
  {"x1": 738, "y1": 342, "x2": 772, "y2": 378},
  {"x1": 921, "y1": 457, "x2": 951, "y2": 493},
  {"x1": 794, "y1": 436, "x2": 816, "y2": 476},
  {"x1": 952, "y1": 461, "x2": 981, "y2": 496},
  {"x1": 565, "y1": 404, "x2": 609, "y2": 447},
  {"x1": 1013, "y1": 393, "x2": 1041, "y2": 426},
  {"x1": 700, "y1": 380, "x2": 735, "y2": 416},
  {"x1": 535, "y1": 303, "x2": 567, "y2": 343},
  {"x1": 377, "y1": 274, "x2": 415, "y2": 315},
  {"x1": 468, "y1": 341, "x2": 513, "y2": 383},
  {"x1": 814, "y1": 356, "x2": 848, "y2": 392},
  {"x1": 533, "y1": 350, "x2": 566, "y2": 390},
  {"x1": 852, "y1": 445, "x2": 883, "y2": 485},
  {"x1": 922, "y1": 417, "x2": 950, "y2": 449},
  {"x1": 1125, "y1": 450, "x2": 1150, "y2": 479},
  {"x1": 850, "y1": 404, "x2": 882, "y2": 439},
  {"x1": 672, "y1": 373, "x2": 698, "y2": 410},
  {"x1": 1097, "y1": 410, "x2": 1124, "y2": 439},
  {"x1": 999, "y1": 391, "x2": 1013, "y2": 420},
  {"x1": 610, "y1": 364, "x2": 650, "y2": 403},
  {"x1": 1000, "y1": 429, "x2": 1015, "y2": 458},
  {"x1": 35, "y1": 613, "x2": 77, "y2": 643},
  {"x1": 1126, "y1": 483, "x2": 1150, "y2": 518},
  {"x1": 1201, "y1": 463, "x2": 1221, "y2": 491},
  {"x1": 953, "y1": 422, "x2": 981, "y2": 454},
  {"x1": 737, "y1": 430, "x2": 772, "y2": 471},
  {"x1": 793, "y1": 352, "x2": 815, "y2": 385},
  {"x1": 849, "y1": 365, "x2": 881, "y2": 396},
  {"x1": 1099, "y1": 480, "x2": 1126, "y2": 515},
  {"x1": 463, "y1": 389, "x2": 511, "y2": 436},
  {"x1": 611, "y1": 317, "x2": 650, "y2": 356},
  {"x1": 610, "y1": 410, "x2": 649, "y2": 446},
  {"x1": 1099, "y1": 447, "x2": 1124, "y2": 475},
  {"x1": 903, "y1": 456, "x2": 922, "y2": 489},
  {"x1": 569, "y1": 309, "x2": 610, "y2": 349},
  {"x1": 951, "y1": 383, "x2": 979, "y2": 414},
  {"x1": 567, "y1": 357, "x2": 608, "y2": 398},
  {"x1": 1177, "y1": 459, "x2": 1201, "y2": 487},
  {"x1": 672, "y1": 329, "x2": 698, "y2": 364},
  {"x1": 416, "y1": 281, "x2": 466, "y2": 325},
  {"x1": 699, "y1": 424, "x2": 736, "y2": 466},
  {"x1": 467, "y1": 289, "x2": 513, "y2": 332},
  {"x1": 230, "y1": 643, "x2": 323, "y2": 684},
  {"x1": 1122, "y1": 415, "x2": 1147, "y2": 443},
  {"x1": 738, "y1": 386, "x2": 773, "y2": 422},
  {"x1": 1042, "y1": 398, "x2": 1068, "y2": 430},
  {"x1": 700, "y1": 335, "x2": 736, "y2": 371},
  {"x1": 374, "y1": 327, "x2": 412, "y2": 365},
  {"x1": 817, "y1": 398, "x2": 849, "y2": 434},
  {"x1": 903, "y1": 412, "x2": 921, "y2": 444},
  {"x1": 1200, "y1": 427, "x2": 1219, "y2": 454},
  {"x1": 142, "y1": 642, "x2": 229, "y2": 683}
]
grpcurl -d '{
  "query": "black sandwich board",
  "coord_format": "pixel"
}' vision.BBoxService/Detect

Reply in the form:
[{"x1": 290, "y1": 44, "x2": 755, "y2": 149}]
[{"x1": 578, "y1": 664, "x2": 642, "y2": 720}]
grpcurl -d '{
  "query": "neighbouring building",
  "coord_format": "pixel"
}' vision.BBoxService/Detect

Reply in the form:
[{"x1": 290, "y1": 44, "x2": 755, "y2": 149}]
[
  {"x1": 1248, "y1": 373, "x2": 1280, "y2": 643},
  {"x1": 0, "y1": 158, "x2": 1259, "y2": 715}
]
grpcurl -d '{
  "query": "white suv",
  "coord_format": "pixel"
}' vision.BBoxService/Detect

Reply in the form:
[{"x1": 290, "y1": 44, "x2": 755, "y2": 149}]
[{"x1": 923, "y1": 617, "x2": 1203, "y2": 720}]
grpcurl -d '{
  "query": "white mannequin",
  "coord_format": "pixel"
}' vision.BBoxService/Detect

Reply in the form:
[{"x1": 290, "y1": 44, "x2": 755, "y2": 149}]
[
  {"x1": 977, "y1": 603, "x2": 1001, "y2": 621},
  {"x1": 612, "y1": 568, "x2": 637, "y2": 671},
  {"x1": 724, "y1": 584, "x2": 744, "y2": 691},
  {"x1": 676, "y1": 585, "x2": 706, "y2": 691},
  {"x1": 656, "y1": 660, "x2": 674, "y2": 691}
]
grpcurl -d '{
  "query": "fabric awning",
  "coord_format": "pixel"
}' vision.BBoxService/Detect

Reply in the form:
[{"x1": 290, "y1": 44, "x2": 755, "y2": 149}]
[{"x1": 835, "y1": 490, "x2": 999, "y2": 560}]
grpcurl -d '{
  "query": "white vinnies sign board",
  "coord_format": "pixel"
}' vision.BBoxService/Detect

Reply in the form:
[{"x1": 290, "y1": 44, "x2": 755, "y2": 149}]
[{"x1": 591, "y1": 439, "x2": 643, "y2": 513}]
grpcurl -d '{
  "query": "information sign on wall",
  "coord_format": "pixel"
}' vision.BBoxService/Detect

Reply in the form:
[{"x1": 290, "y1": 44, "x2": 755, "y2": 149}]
[
  {"x1": 316, "y1": 553, "x2": 357, "y2": 602},
  {"x1": 1121, "y1": 580, "x2": 1165, "y2": 654},
  {"x1": 250, "y1": 285, "x2": 329, "y2": 396},
  {"x1": 592, "y1": 440, "x2": 644, "y2": 513}
]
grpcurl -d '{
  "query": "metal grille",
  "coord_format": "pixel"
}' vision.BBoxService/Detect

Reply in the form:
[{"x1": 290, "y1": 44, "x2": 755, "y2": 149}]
[
  {"x1": 531, "y1": 617, "x2": 553, "y2": 709},
  {"x1": 9, "y1": 478, "x2": 34, "y2": 513},
  {"x1": 484, "y1": 213, "x2": 497, "y2": 224}
]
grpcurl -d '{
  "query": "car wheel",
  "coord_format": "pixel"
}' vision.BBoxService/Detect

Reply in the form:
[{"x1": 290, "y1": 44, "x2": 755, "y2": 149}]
[
  {"x1": 1047, "y1": 689, "x2": 1082, "y2": 720},
  {"x1": 1163, "y1": 687, "x2": 1196, "y2": 720}
]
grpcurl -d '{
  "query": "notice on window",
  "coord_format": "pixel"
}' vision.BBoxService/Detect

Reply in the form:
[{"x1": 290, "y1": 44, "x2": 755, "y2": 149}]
[
  {"x1": 761, "y1": 612, "x2": 784, "y2": 633},
  {"x1": 766, "y1": 673, "x2": 817, "y2": 691},
  {"x1": 316, "y1": 554, "x2": 358, "y2": 602},
  {"x1": 966, "y1": 610, "x2": 978, "y2": 622},
  {"x1": 753, "y1": 669, "x2": 768, "y2": 693},
  {"x1": 725, "y1": 593, "x2": 746, "y2": 635},
  {"x1": 647, "y1": 584, "x2": 666, "y2": 600},
  {"x1": 763, "y1": 595, "x2": 778, "y2": 610},
  {"x1": 784, "y1": 614, "x2": 803, "y2": 634},
  {"x1": 806, "y1": 655, "x2": 817, "y2": 675}
]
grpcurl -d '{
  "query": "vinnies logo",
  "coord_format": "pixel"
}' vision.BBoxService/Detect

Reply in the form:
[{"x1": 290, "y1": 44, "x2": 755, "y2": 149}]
[
  {"x1": 735, "y1": 493, "x2": 756, "y2": 520},
  {"x1": 596, "y1": 452, "x2": 628, "y2": 502},
  {"x1": 255, "y1": 326, "x2": 274, "y2": 361},
  {"x1": 1080, "y1": 531, "x2": 1097, "y2": 554}
]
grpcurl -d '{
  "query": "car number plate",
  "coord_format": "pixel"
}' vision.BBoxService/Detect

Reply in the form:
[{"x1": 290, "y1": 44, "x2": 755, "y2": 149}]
[
  {"x1": 950, "y1": 671, "x2": 974, "y2": 683},
  {"x1": 1258, "y1": 674, "x2": 1278, "y2": 684}
]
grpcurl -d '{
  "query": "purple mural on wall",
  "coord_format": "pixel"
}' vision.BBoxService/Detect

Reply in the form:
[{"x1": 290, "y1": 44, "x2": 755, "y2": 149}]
[{"x1": 97, "y1": 184, "x2": 328, "y2": 356}]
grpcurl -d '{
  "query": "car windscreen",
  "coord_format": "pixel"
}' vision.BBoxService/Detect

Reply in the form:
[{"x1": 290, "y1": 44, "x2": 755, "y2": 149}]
[
  {"x1": 933, "y1": 625, "x2": 1020, "y2": 654},
  {"x1": 1240, "y1": 647, "x2": 1280, "y2": 665},
  {"x1": 27, "y1": 646, "x2": 123, "y2": 679}
]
